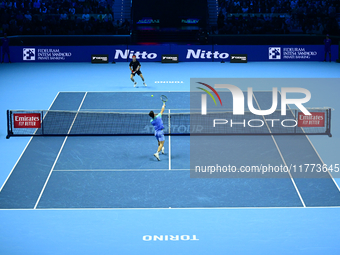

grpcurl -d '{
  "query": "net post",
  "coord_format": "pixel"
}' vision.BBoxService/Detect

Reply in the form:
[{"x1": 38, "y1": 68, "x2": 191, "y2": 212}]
[
  {"x1": 168, "y1": 109, "x2": 171, "y2": 135},
  {"x1": 41, "y1": 111, "x2": 44, "y2": 135},
  {"x1": 294, "y1": 109, "x2": 297, "y2": 134},
  {"x1": 328, "y1": 108, "x2": 332, "y2": 137},
  {"x1": 6, "y1": 110, "x2": 11, "y2": 139}
]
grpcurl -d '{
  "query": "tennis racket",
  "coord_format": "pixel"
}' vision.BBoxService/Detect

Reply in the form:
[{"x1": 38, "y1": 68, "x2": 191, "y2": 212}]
[{"x1": 160, "y1": 95, "x2": 168, "y2": 103}]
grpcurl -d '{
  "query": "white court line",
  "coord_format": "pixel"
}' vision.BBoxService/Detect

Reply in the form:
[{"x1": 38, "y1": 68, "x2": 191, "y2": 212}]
[
  {"x1": 0, "y1": 137, "x2": 33, "y2": 193},
  {"x1": 169, "y1": 135, "x2": 171, "y2": 170},
  {"x1": 168, "y1": 109, "x2": 171, "y2": 170},
  {"x1": 34, "y1": 92, "x2": 88, "y2": 209},
  {"x1": 304, "y1": 135, "x2": 340, "y2": 192},
  {"x1": 80, "y1": 109, "x2": 193, "y2": 111},
  {"x1": 57, "y1": 90, "x2": 276, "y2": 93},
  {"x1": 53, "y1": 169, "x2": 188, "y2": 172},
  {"x1": 58, "y1": 91, "x2": 190, "y2": 93},
  {"x1": 79, "y1": 109, "x2": 232, "y2": 112},
  {"x1": 284, "y1": 101, "x2": 340, "y2": 193},
  {"x1": 3, "y1": 206, "x2": 340, "y2": 211},
  {"x1": 252, "y1": 94, "x2": 306, "y2": 208},
  {"x1": 52, "y1": 168, "x2": 298, "y2": 172},
  {"x1": 0, "y1": 92, "x2": 60, "y2": 193}
]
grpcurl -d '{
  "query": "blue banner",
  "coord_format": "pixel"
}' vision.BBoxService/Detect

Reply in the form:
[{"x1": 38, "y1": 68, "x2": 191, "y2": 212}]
[
  {"x1": 214, "y1": 45, "x2": 338, "y2": 62},
  {"x1": 7, "y1": 45, "x2": 339, "y2": 62},
  {"x1": 10, "y1": 46, "x2": 125, "y2": 62}
]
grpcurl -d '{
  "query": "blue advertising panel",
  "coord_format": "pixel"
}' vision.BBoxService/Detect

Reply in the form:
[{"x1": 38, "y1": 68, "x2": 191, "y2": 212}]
[
  {"x1": 214, "y1": 45, "x2": 339, "y2": 62},
  {"x1": 7, "y1": 44, "x2": 339, "y2": 62},
  {"x1": 10, "y1": 46, "x2": 126, "y2": 63}
]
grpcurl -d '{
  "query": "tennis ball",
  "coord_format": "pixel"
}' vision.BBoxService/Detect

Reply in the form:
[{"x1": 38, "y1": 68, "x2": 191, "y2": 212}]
[{"x1": 151, "y1": 95, "x2": 153, "y2": 97}]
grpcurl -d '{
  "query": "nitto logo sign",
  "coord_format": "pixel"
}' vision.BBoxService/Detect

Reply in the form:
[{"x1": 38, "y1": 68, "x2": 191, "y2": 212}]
[
  {"x1": 23, "y1": 48, "x2": 35, "y2": 61},
  {"x1": 269, "y1": 47, "x2": 281, "y2": 60},
  {"x1": 186, "y1": 49, "x2": 229, "y2": 60},
  {"x1": 200, "y1": 83, "x2": 311, "y2": 116},
  {"x1": 114, "y1": 50, "x2": 157, "y2": 60}
]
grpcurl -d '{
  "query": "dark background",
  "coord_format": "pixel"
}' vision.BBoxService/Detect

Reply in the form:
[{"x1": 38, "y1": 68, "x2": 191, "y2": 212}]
[{"x1": 132, "y1": 0, "x2": 207, "y2": 28}]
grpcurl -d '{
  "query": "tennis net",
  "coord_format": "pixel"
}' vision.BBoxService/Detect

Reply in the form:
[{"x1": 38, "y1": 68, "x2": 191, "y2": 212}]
[{"x1": 6, "y1": 108, "x2": 332, "y2": 138}]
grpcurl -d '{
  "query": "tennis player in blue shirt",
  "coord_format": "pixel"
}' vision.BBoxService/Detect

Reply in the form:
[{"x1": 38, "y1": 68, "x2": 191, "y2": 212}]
[{"x1": 149, "y1": 103, "x2": 166, "y2": 161}]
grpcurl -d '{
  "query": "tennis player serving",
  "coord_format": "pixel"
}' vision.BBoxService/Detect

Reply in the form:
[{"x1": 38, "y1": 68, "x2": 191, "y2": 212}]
[
  {"x1": 130, "y1": 55, "x2": 146, "y2": 87},
  {"x1": 149, "y1": 102, "x2": 166, "y2": 161}
]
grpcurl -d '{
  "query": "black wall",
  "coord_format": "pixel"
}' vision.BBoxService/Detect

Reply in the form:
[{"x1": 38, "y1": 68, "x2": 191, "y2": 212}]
[
  {"x1": 209, "y1": 35, "x2": 340, "y2": 45},
  {"x1": 132, "y1": 0, "x2": 207, "y2": 28},
  {"x1": 6, "y1": 35, "x2": 339, "y2": 46},
  {"x1": 7, "y1": 35, "x2": 131, "y2": 46}
]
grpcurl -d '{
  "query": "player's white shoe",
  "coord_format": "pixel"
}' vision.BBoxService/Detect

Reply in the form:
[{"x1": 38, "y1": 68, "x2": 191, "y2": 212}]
[
  {"x1": 134, "y1": 82, "x2": 137, "y2": 87},
  {"x1": 144, "y1": 82, "x2": 147, "y2": 87},
  {"x1": 154, "y1": 153, "x2": 160, "y2": 161},
  {"x1": 161, "y1": 147, "x2": 165, "y2": 154}
]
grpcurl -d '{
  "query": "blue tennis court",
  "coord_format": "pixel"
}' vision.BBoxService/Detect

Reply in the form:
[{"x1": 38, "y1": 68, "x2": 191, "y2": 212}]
[
  {"x1": 1, "y1": 62, "x2": 340, "y2": 254},
  {"x1": 1, "y1": 90, "x2": 340, "y2": 210}
]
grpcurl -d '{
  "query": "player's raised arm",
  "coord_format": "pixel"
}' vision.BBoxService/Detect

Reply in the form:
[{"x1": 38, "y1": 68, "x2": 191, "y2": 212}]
[{"x1": 160, "y1": 103, "x2": 166, "y2": 115}]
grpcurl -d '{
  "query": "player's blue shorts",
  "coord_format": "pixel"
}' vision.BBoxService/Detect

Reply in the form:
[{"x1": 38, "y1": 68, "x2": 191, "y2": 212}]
[
  {"x1": 325, "y1": 47, "x2": 331, "y2": 54},
  {"x1": 155, "y1": 130, "x2": 165, "y2": 141}
]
